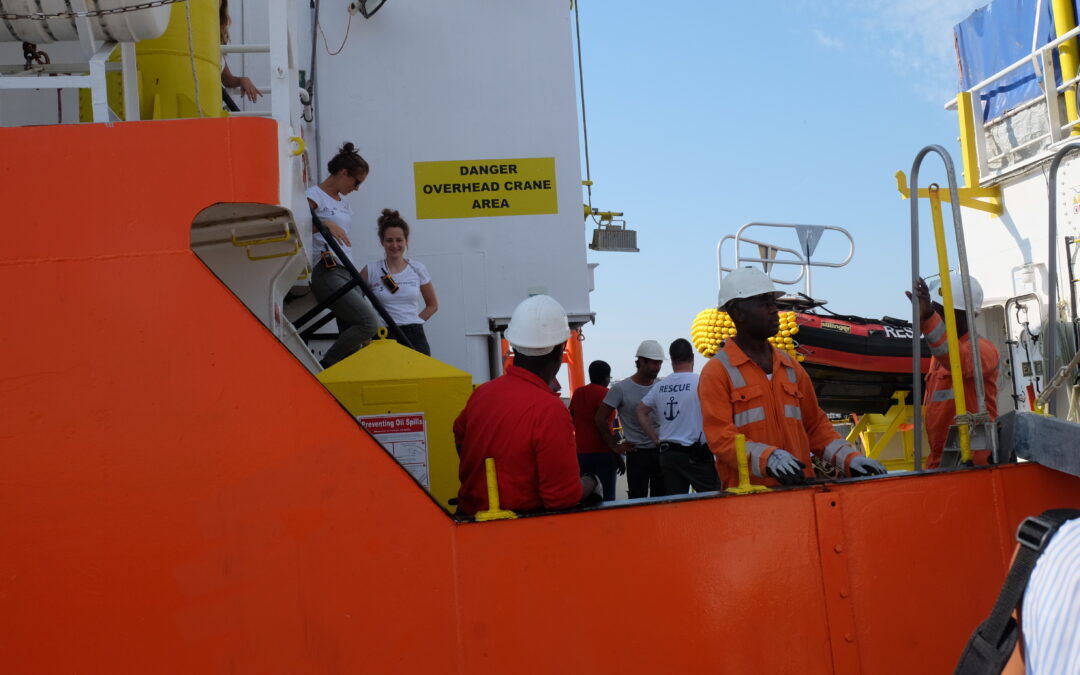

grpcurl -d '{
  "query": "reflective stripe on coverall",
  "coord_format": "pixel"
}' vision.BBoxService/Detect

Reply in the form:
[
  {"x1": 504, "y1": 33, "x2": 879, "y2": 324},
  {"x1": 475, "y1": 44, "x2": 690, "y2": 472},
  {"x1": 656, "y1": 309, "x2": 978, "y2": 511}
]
[
  {"x1": 699, "y1": 340, "x2": 860, "y2": 488},
  {"x1": 920, "y1": 313, "x2": 999, "y2": 468}
]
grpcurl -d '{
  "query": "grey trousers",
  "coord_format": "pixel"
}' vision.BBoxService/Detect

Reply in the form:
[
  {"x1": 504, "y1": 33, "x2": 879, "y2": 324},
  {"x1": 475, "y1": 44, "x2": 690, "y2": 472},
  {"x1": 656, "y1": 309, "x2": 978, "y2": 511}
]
[{"x1": 311, "y1": 263, "x2": 379, "y2": 366}]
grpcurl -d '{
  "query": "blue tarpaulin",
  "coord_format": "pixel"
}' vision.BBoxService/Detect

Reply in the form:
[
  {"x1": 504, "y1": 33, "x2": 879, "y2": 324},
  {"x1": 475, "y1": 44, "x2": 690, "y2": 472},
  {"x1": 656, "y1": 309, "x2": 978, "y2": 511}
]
[{"x1": 954, "y1": 0, "x2": 1058, "y2": 121}]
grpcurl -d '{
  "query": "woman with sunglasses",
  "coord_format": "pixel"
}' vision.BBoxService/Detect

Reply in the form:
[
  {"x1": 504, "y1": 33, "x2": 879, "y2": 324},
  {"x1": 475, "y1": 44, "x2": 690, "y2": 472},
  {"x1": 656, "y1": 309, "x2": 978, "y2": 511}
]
[
  {"x1": 306, "y1": 142, "x2": 379, "y2": 368},
  {"x1": 361, "y1": 209, "x2": 438, "y2": 356}
]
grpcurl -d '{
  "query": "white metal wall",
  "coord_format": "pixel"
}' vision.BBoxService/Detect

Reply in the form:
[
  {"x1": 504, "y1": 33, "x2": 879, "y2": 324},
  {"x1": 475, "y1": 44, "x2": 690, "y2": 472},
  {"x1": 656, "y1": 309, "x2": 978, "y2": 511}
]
[
  {"x1": 302, "y1": 0, "x2": 590, "y2": 382},
  {"x1": 961, "y1": 156, "x2": 1080, "y2": 414}
]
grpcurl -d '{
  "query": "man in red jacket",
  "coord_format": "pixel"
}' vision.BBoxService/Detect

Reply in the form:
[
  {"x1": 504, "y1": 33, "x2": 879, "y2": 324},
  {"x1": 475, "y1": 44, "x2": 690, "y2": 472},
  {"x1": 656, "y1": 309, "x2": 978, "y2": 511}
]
[{"x1": 454, "y1": 295, "x2": 599, "y2": 515}]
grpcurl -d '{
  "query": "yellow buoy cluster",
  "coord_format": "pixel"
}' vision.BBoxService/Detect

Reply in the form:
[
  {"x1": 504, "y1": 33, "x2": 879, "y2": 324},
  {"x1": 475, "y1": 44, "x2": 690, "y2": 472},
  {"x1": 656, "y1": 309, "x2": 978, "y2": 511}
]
[{"x1": 690, "y1": 309, "x2": 803, "y2": 361}]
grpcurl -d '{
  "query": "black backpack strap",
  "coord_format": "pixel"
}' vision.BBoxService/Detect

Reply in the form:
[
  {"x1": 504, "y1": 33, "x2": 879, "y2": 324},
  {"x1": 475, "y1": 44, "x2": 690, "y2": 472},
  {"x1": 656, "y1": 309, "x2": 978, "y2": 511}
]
[{"x1": 954, "y1": 508, "x2": 1080, "y2": 675}]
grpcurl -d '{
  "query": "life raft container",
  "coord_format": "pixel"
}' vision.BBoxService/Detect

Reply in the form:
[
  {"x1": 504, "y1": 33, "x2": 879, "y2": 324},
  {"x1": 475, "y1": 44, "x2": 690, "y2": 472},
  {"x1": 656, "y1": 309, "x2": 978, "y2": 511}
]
[{"x1": 793, "y1": 312, "x2": 931, "y2": 414}]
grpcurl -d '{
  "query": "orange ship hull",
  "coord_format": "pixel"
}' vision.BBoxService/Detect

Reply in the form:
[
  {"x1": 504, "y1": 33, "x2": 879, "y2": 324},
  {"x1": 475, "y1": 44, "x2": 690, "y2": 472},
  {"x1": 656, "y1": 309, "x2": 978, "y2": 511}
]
[{"x1": 1, "y1": 119, "x2": 1077, "y2": 673}]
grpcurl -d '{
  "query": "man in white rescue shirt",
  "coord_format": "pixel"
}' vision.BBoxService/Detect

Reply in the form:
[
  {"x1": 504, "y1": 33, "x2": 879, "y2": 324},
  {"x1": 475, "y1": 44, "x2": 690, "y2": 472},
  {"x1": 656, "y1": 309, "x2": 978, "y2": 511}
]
[{"x1": 636, "y1": 339, "x2": 720, "y2": 494}]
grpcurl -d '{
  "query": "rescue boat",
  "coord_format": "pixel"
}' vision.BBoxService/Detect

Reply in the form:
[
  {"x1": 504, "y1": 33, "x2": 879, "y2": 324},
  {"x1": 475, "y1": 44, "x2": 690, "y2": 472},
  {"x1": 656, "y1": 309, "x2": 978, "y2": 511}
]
[{"x1": 792, "y1": 310, "x2": 931, "y2": 413}]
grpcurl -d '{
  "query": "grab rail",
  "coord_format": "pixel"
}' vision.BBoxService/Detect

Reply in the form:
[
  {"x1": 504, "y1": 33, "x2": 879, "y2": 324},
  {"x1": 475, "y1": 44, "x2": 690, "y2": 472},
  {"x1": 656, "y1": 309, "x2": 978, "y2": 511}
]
[
  {"x1": 908, "y1": 145, "x2": 989, "y2": 468},
  {"x1": 1045, "y1": 142, "x2": 1080, "y2": 414}
]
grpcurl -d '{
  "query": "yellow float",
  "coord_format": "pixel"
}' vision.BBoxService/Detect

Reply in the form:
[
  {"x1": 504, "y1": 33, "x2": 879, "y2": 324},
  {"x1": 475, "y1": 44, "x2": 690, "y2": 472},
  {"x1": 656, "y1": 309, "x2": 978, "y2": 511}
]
[{"x1": 690, "y1": 308, "x2": 802, "y2": 361}]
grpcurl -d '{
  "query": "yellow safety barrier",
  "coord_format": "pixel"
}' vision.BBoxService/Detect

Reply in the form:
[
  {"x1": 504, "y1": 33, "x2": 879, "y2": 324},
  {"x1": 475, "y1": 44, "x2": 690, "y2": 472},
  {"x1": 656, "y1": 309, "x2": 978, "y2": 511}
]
[
  {"x1": 474, "y1": 458, "x2": 518, "y2": 521},
  {"x1": 844, "y1": 391, "x2": 920, "y2": 472},
  {"x1": 725, "y1": 433, "x2": 770, "y2": 495},
  {"x1": 1053, "y1": 0, "x2": 1080, "y2": 135},
  {"x1": 929, "y1": 186, "x2": 972, "y2": 463}
]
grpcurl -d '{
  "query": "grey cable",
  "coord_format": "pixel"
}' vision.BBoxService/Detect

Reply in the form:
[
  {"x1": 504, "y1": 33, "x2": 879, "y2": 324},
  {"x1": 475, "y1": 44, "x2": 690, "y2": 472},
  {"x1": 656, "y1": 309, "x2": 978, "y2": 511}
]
[{"x1": 183, "y1": 0, "x2": 203, "y2": 118}]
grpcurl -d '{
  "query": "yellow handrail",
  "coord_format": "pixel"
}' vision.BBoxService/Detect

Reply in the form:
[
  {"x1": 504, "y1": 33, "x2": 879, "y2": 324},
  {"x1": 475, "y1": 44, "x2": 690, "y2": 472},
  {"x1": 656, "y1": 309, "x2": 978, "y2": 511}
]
[
  {"x1": 895, "y1": 170, "x2": 1002, "y2": 216},
  {"x1": 929, "y1": 186, "x2": 972, "y2": 463},
  {"x1": 230, "y1": 225, "x2": 292, "y2": 248},
  {"x1": 230, "y1": 225, "x2": 299, "y2": 261},
  {"x1": 246, "y1": 239, "x2": 299, "y2": 261}
]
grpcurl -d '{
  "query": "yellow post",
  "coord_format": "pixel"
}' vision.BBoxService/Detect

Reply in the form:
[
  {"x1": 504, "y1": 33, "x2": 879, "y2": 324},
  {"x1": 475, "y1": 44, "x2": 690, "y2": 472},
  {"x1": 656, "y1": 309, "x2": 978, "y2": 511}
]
[
  {"x1": 1053, "y1": 0, "x2": 1080, "y2": 135},
  {"x1": 956, "y1": 91, "x2": 981, "y2": 187},
  {"x1": 725, "y1": 433, "x2": 770, "y2": 495},
  {"x1": 928, "y1": 186, "x2": 972, "y2": 462},
  {"x1": 474, "y1": 458, "x2": 518, "y2": 522}
]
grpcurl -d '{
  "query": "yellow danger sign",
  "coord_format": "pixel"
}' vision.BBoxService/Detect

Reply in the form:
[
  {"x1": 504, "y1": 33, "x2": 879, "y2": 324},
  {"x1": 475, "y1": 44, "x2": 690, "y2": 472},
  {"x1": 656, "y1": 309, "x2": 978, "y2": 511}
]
[{"x1": 414, "y1": 157, "x2": 558, "y2": 219}]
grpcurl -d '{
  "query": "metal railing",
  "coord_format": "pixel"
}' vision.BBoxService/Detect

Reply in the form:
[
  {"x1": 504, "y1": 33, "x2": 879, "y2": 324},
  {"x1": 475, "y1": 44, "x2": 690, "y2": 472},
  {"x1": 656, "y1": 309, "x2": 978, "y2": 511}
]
[
  {"x1": 716, "y1": 222, "x2": 855, "y2": 297},
  {"x1": 908, "y1": 145, "x2": 993, "y2": 467},
  {"x1": 949, "y1": 22, "x2": 1080, "y2": 182}
]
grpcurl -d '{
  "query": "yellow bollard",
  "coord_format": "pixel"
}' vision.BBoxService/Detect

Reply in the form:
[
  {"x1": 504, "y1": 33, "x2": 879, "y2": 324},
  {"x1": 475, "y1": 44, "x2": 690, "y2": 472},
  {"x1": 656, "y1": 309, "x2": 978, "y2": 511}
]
[
  {"x1": 474, "y1": 458, "x2": 518, "y2": 522},
  {"x1": 725, "y1": 434, "x2": 771, "y2": 495}
]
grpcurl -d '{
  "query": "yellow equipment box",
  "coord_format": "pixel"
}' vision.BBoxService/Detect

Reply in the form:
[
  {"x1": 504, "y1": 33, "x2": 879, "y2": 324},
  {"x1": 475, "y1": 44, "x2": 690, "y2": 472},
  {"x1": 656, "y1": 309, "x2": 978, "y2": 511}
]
[{"x1": 318, "y1": 337, "x2": 473, "y2": 511}]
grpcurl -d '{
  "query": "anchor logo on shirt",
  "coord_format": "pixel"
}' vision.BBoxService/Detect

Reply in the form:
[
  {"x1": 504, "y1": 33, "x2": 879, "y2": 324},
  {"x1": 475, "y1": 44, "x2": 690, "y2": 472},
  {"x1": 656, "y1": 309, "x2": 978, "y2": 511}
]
[{"x1": 664, "y1": 396, "x2": 680, "y2": 421}]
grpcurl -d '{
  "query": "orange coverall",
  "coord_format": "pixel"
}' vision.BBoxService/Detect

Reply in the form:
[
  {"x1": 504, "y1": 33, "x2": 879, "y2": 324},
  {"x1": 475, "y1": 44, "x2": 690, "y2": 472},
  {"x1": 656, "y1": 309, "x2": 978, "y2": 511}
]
[
  {"x1": 699, "y1": 340, "x2": 860, "y2": 488},
  {"x1": 920, "y1": 313, "x2": 999, "y2": 468}
]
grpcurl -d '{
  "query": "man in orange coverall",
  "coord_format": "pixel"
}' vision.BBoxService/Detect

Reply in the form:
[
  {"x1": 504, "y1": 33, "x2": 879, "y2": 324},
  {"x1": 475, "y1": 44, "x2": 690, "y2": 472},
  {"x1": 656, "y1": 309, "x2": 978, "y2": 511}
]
[
  {"x1": 699, "y1": 268, "x2": 887, "y2": 487},
  {"x1": 907, "y1": 274, "x2": 999, "y2": 468}
]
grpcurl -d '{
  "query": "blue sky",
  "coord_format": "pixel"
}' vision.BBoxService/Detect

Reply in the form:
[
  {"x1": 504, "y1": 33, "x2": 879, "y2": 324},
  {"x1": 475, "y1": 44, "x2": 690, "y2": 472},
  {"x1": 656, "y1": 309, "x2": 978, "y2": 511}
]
[{"x1": 573, "y1": 0, "x2": 990, "y2": 381}]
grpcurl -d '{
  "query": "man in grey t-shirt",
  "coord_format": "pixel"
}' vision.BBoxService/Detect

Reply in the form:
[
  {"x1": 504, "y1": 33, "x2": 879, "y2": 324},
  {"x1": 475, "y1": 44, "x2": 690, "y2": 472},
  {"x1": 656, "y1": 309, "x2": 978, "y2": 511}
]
[{"x1": 594, "y1": 340, "x2": 666, "y2": 499}]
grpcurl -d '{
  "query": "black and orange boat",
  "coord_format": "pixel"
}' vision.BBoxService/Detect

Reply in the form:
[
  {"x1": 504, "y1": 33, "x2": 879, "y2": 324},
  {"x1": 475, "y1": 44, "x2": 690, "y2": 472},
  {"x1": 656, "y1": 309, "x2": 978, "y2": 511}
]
[{"x1": 789, "y1": 309, "x2": 932, "y2": 413}]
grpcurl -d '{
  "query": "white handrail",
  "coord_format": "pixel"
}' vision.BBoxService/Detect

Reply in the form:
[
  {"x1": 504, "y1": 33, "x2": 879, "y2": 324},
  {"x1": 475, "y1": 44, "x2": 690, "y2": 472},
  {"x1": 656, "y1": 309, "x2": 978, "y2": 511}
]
[{"x1": 944, "y1": 22, "x2": 1080, "y2": 111}]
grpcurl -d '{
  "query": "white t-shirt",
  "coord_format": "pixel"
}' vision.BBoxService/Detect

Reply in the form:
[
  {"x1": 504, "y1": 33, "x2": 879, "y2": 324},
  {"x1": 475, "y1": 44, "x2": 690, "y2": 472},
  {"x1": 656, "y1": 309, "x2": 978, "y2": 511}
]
[
  {"x1": 306, "y1": 184, "x2": 353, "y2": 266},
  {"x1": 364, "y1": 258, "x2": 431, "y2": 325},
  {"x1": 641, "y1": 371, "x2": 704, "y2": 447}
]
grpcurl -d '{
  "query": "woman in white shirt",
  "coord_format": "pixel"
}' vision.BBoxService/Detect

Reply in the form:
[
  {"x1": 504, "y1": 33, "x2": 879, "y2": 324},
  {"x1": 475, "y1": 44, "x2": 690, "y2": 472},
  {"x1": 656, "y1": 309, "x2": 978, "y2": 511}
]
[
  {"x1": 306, "y1": 142, "x2": 379, "y2": 368},
  {"x1": 361, "y1": 209, "x2": 438, "y2": 355}
]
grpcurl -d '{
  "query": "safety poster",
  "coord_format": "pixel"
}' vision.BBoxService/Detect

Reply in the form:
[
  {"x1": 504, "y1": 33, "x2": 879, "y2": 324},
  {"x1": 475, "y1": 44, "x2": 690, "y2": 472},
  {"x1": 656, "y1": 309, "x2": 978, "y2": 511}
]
[{"x1": 357, "y1": 413, "x2": 430, "y2": 488}]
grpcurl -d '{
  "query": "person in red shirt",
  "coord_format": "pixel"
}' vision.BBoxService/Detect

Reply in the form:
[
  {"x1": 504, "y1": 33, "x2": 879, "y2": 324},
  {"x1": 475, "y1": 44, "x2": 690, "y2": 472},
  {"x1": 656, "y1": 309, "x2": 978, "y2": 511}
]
[
  {"x1": 454, "y1": 295, "x2": 599, "y2": 516},
  {"x1": 569, "y1": 360, "x2": 624, "y2": 501},
  {"x1": 908, "y1": 274, "x2": 999, "y2": 468}
]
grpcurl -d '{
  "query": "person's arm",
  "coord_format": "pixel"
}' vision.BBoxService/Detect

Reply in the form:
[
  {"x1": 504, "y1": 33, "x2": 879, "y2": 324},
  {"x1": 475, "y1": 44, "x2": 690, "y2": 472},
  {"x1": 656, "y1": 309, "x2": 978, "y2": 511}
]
[
  {"x1": 307, "y1": 196, "x2": 351, "y2": 247},
  {"x1": 594, "y1": 401, "x2": 620, "y2": 452},
  {"x1": 699, "y1": 359, "x2": 777, "y2": 480},
  {"x1": 453, "y1": 407, "x2": 467, "y2": 456},
  {"x1": 635, "y1": 402, "x2": 661, "y2": 446},
  {"x1": 908, "y1": 276, "x2": 959, "y2": 370},
  {"x1": 360, "y1": 265, "x2": 369, "y2": 283},
  {"x1": 419, "y1": 282, "x2": 438, "y2": 321},
  {"x1": 535, "y1": 406, "x2": 584, "y2": 510},
  {"x1": 221, "y1": 63, "x2": 261, "y2": 102},
  {"x1": 796, "y1": 365, "x2": 858, "y2": 474},
  {"x1": 637, "y1": 384, "x2": 662, "y2": 446}
]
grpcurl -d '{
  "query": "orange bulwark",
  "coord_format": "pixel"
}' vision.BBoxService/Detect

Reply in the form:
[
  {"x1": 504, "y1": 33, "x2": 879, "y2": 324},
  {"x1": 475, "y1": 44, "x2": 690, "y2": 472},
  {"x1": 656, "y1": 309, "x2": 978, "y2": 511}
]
[{"x1": 2, "y1": 118, "x2": 1079, "y2": 673}]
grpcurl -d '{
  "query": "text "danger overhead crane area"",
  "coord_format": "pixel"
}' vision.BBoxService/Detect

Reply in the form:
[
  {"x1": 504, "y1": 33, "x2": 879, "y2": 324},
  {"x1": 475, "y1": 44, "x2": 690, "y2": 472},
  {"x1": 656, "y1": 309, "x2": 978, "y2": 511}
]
[{"x1": 413, "y1": 157, "x2": 558, "y2": 219}]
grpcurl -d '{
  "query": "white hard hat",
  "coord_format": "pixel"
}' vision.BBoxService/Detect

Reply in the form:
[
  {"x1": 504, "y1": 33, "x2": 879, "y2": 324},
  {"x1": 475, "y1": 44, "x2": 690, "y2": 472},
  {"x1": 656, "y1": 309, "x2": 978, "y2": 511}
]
[
  {"x1": 929, "y1": 274, "x2": 984, "y2": 313},
  {"x1": 717, "y1": 267, "x2": 783, "y2": 308},
  {"x1": 505, "y1": 294, "x2": 570, "y2": 356},
  {"x1": 635, "y1": 339, "x2": 666, "y2": 361}
]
